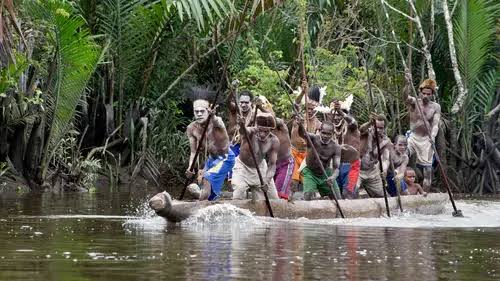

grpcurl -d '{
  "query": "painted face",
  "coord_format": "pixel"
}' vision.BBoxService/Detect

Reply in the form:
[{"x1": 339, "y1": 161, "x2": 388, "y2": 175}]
[
  {"x1": 239, "y1": 95, "x2": 252, "y2": 113},
  {"x1": 256, "y1": 126, "x2": 271, "y2": 141},
  {"x1": 375, "y1": 120, "x2": 385, "y2": 137},
  {"x1": 320, "y1": 126, "x2": 334, "y2": 143},
  {"x1": 404, "y1": 170, "x2": 416, "y2": 184},
  {"x1": 193, "y1": 107, "x2": 209, "y2": 123},
  {"x1": 420, "y1": 88, "x2": 433, "y2": 103},
  {"x1": 396, "y1": 139, "x2": 408, "y2": 154}
]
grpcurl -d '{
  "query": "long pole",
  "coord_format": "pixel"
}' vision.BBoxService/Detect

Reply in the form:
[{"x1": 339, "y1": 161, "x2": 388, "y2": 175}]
[
  {"x1": 231, "y1": 86, "x2": 274, "y2": 217},
  {"x1": 179, "y1": 0, "x2": 252, "y2": 200},
  {"x1": 364, "y1": 55, "x2": 391, "y2": 217},
  {"x1": 380, "y1": 1, "x2": 462, "y2": 217}
]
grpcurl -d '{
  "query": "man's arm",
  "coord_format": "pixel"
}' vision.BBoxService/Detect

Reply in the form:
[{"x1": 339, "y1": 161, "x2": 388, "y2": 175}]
[
  {"x1": 431, "y1": 103, "x2": 441, "y2": 140},
  {"x1": 265, "y1": 137, "x2": 280, "y2": 185},
  {"x1": 381, "y1": 145, "x2": 391, "y2": 176},
  {"x1": 227, "y1": 91, "x2": 237, "y2": 113},
  {"x1": 395, "y1": 155, "x2": 409, "y2": 178},
  {"x1": 359, "y1": 121, "x2": 371, "y2": 135},
  {"x1": 186, "y1": 125, "x2": 198, "y2": 172},
  {"x1": 332, "y1": 145, "x2": 341, "y2": 178},
  {"x1": 211, "y1": 116, "x2": 226, "y2": 129}
]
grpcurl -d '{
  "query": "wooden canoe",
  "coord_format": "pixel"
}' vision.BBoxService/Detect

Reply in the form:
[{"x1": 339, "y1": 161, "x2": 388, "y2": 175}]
[{"x1": 149, "y1": 191, "x2": 449, "y2": 223}]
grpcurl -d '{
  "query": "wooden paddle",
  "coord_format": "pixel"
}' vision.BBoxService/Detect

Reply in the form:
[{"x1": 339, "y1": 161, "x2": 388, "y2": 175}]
[{"x1": 364, "y1": 55, "x2": 391, "y2": 217}]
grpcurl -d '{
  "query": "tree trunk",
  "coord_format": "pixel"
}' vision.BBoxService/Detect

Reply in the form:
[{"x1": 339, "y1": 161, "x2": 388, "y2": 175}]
[
  {"x1": 408, "y1": 0, "x2": 436, "y2": 80},
  {"x1": 442, "y1": 0, "x2": 468, "y2": 113}
]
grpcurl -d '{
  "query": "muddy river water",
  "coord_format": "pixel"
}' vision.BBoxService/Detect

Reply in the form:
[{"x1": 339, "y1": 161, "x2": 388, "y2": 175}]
[{"x1": 0, "y1": 187, "x2": 499, "y2": 281}]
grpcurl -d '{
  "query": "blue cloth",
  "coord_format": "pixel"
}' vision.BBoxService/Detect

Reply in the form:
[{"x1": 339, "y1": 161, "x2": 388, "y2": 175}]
[
  {"x1": 204, "y1": 149, "x2": 235, "y2": 201},
  {"x1": 386, "y1": 172, "x2": 408, "y2": 197},
  {"x1": 227, "y1": 144, "x2": 240, "y2": 179},
  {"x1": 336, "y1": 162, "x2": 351, "y2": 193}
]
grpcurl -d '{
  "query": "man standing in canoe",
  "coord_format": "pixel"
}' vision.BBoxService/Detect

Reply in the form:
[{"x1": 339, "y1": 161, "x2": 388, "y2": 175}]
[
  {"x1": 227, "y1": 90, "x2": 255, "y2": 158},
  {"x1": 358, "y1": 113, "x2": 392, "y2": 198},
  {"x1": 273, "y1": 116, "x2": 294, "y2": 200},
  {"x1": 296, "y1": 116, "x2": 342, "y2": 201},
  {"x1": 185, "y1": 91, "x2": 235, "y2": 201},
  {"x1": 290, "y1": 87, "x2": 323, "y2": 193},
  {"x1": 405, "y1": 79, "x2": 441, "y2": 192},
  {"x1": 328, "y1": 98, "x2": 361, "y2": 199},
  {"x1": 232, "y1": 112, "x2": 280, "y2": 200}
]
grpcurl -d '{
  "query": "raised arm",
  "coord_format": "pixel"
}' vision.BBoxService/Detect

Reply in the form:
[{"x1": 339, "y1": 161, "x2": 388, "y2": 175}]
[
  {"x1": 359, "y1": 121, "x2": 371, "y2": 135},
  {"x1": 227, "y1": 91, "x2": 237, "y2": 114}
]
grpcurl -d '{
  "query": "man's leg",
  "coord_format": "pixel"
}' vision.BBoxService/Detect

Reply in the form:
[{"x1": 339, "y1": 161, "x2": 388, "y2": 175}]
[
  {"x1": 365, "y1": 167, "x2": 384, "y2": 198},
  {"x1": 345, "y1": 160, "x2": 360, "y2": 199},
  {"x1": 422, "y1": 166, "x2": 432, "y2": 192},
  {"x1": 199, "y1": 179, "x2": 211, "y2": 200},
  {"x1": 302, "y1": 168, "x2": 318, "y2": 201}
]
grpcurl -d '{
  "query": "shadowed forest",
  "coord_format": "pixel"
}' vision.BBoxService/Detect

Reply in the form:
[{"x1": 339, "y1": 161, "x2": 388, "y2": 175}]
[{"x1": 0, "y1": 0, "x2": 498, "y2": 194}]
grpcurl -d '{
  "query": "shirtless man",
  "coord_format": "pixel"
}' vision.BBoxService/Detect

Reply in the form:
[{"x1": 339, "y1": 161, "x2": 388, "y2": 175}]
[
  {"x1": 328, "y1": 100, "x2": 361, "y2": 199},
  {"x1": 387, "y1": 135, "x2": 409, "y2": 197},
  {"x1": 401, "y1": 168, "x2": 427, "y2": 196},
  {"x1": 273, "y1": 117, "x2": 294, "y2": 200},
  {"x1": 405, "y1": 79, "x2": 441, "y2": 192},
  {"x1": 227, "y1": 90, "x2": 255, "y2": 157},
  {"x1": 296, "y1": 117, "x2": 342, "y2": 201},
  {"x1": 290, "y1": 88, "x2": 322, "y2": 191},
  {"x1": 232, "y1": 112, "x2": 280, "y2": 200},
  {"x1": 358, "y1": 114, "x2": 391, "y2": 198},
  {"x1": 185, "y1": 98, "x2": 235, "y2": 201}
]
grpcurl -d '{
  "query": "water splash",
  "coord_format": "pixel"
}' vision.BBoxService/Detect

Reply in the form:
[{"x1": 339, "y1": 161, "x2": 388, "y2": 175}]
[
  {"x1": 286, "y1": 200, "x2": 500, "y2": 229},
  {"x1": 182, "y1": 203, "x2": 260, "y2": 226}
]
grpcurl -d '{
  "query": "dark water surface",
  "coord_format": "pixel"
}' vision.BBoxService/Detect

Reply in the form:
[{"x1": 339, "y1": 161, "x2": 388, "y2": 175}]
[{"x1": 0, "y1": 188, "x2": 499, "y2": 281}]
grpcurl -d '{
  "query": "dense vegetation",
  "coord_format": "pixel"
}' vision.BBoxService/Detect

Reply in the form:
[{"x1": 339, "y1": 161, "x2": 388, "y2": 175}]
[{"x1": 0, "y1": 0, "x2": 498, "y2": 194}]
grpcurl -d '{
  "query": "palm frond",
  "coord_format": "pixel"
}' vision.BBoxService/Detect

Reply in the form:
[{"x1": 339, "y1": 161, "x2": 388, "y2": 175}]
[{"x1": 25, "y1": 0, "x2": 102, "y2": 175}]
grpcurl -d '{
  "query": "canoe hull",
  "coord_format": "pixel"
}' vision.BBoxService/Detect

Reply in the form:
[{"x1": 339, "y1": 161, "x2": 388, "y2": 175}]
[{"x1": 149, "y1": 192, "x2": 449, "y2": 223}]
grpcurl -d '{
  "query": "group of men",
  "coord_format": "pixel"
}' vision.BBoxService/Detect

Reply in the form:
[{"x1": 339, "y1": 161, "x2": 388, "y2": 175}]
[{"x1": 185, "y1": 78, "x2": 440, "y2": 202}]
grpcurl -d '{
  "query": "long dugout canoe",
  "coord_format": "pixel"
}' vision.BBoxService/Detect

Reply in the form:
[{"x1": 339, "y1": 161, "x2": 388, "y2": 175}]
[{"x1": 149, "y1": 191, "x2": 449, "y2": 223}]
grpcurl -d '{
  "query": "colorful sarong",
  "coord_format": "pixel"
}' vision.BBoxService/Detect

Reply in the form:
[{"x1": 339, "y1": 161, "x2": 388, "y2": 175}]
[
  {"x1": 232, "y1": 157, "x2": 279, "y2": 200},
  {"x1": 301, "y1": 166, "x2": 340, "y2": 198},
  {"x1": 386, "y1": 171, "x2": 408, "y2": 197},
  {"x1": 274, "y1": 156, "x2": 294, "y2": 199},
  {"x1": 336, "y1": 159, "x2": 360, "y2": 198},
  {"x1": 203, "y1": 149, "x2": 235, "y2": 201},
  {"x1": 407, "y1": 132, "x2": 434, "y2": 166},
  {"x1": 291, "y1": 147, "x2": 306, "y2": 182}
]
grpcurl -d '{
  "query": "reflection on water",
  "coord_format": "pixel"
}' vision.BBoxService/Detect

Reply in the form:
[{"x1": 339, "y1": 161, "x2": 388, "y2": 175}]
[{"x1": 0, "y1": 188, "x2": 499, "y2": 281}]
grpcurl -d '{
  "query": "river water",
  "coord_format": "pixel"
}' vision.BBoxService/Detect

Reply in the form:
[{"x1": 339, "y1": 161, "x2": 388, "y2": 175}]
[{"x1": 0, "y1": 187, "x2": 499, "y2": 281}]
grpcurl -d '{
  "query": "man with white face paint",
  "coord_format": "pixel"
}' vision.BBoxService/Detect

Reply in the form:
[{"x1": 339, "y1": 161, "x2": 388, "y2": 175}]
[
  {"x1": 406, "y1": 79, "x2": 441, "y2": 192},
  {"x1": 185, "y1": 97, "x2": 235, "y2": 201},
  {"x1": 227, "y1": 90, "x2": 255, "y2": 146},
  {"x1": 232, "y1": 112, "x2": 280, "y2": 200}
]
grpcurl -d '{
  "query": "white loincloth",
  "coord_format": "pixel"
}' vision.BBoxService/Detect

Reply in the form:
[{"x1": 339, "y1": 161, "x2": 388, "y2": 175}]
[
  {"x1": 407, "y1": 133, "x2": 434, "y2": 166},
  {"x1": 232, "y1": 156, "x2": 279, "y2": 200}
]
